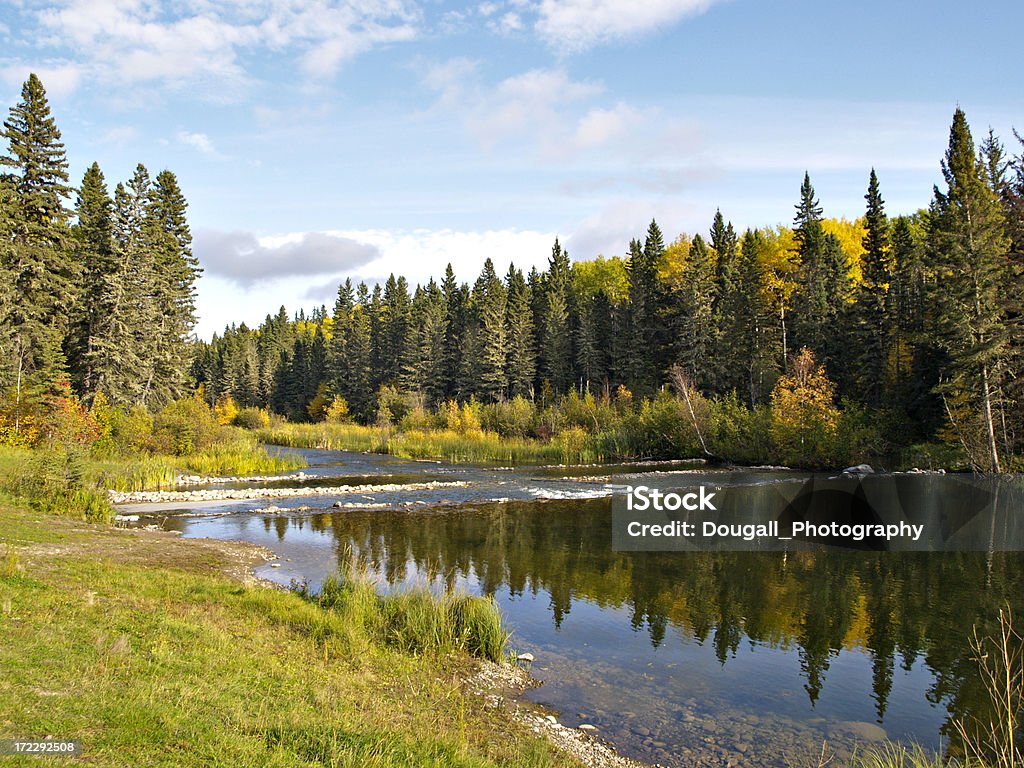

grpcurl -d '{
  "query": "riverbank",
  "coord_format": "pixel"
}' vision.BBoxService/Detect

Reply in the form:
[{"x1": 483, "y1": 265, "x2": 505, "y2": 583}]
[
  {"x1": 0, "y1": 493, "x2": 671, "y2": 768},
  {"x1": 0, "y1": 496, "x2": 598, "y2": 767}
]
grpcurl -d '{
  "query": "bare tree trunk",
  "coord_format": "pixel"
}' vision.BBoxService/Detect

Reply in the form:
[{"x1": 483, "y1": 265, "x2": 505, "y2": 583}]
[
  {"x1": 980, "y1": 360, "x2": 1001, "y2": 473},
  {"x1": 14, "y1": 342, "x2": 23, "y2": 436},
  {"x1": 670, "y1": 365, "x2": 711, "y2": 457}
]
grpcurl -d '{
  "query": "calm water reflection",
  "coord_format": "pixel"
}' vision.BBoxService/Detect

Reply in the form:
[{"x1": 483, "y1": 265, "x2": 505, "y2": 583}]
[{"x1": 171, "y1": 495, "x2": 1024, "y2": 767}]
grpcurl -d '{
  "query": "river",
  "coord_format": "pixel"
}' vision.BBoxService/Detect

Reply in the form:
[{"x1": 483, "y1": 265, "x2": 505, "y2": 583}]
[{"x1": 120, "y1": 448, "x2": 1024, "y2": 768}]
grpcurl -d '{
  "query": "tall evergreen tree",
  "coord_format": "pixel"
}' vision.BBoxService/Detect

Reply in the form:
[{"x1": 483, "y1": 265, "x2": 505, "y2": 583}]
[
  {"x1": 474, "y1": 259, "x2": 508, "y2": 401},
  {"x1": 625, "y1": 222, "x2": 663, "y2": 392},
  {"x1": 505, "y1": 265, "x2": 536, "y2": 398},
  {"x1": 710, "y1": 210, "x2": 742, "y2": 393},
  {"x1": 346, "y1": 284, "x2": 374, "y2": 419},
  {"x1": 790, "y1": 172, "x2": 828, "y2": 359},
  {"x1": 736, "y1": 229, "x2": 778, "y2": 405},
  {"x1": 674, "y1": 234, "x2": 717, "y2": 385},
  {"x1": 928, "y1": 109, "x2": 1012, "y2": 472},
  {"x1": 400, "y1": 280, "x2": 447, "y2": 401},
  {"x1": 329, "y1": 278, "x2": 355, "y2": 395},
  {"x1": 790, "y1": 173, "x2": 849, "y2": 373},
  {"x1": 848, "y1": 169, "x2": 891, "y2": 406},
  {"x1": 441, "y1": 264, "x2": 464, "y2": 398},
  {"x1": 0, "y1": 73, "x2": 75, "y2": 408},
  {"x1": 540, "y1": 239, "x2": 572, "y2": 392},
  {"x1": 66, "y1": 162, "x2": 115, "y2": 400},
  {"x1": 139, "y1": 169, "x2": 200, "y2": 406}
]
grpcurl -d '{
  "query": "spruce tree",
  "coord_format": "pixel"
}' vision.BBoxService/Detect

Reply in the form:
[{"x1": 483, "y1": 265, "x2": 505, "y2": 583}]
[
  {"x1": 848, "y1": 169, "x2": 891, "y2": 406},
  {"x1": 540, "y1": 240, "x2": 572, "y2": 392},
  {"x1": 440, "y1": 265, "x2": 464, "y2": 398},
  {"x1": 928, "y1": 109, "x2": 1011, "y2": 471},
  {"x1": 736, "y1": 229, "x2": 777, "y2": 405},
  {"x1": 790, "y1": 172, "x2": 828, "y2": 359},
  {"x1": 345, "y1": 284, "x2": 374, "y2": 419},
  {"x1": 710, "y1": 210, "x2": 742, "y2": 393},
  {"x1": 0, "y1": 74, "x2": 76, "y2": 406},
  {"x1": 380, "y1": 275, "x2": 411, "y2": 386},
  {"x1": 790, "y1": 174, "x2": 849, "y2": 374},
  {"x1": 675, "y1": 234, "x2": 716, "y2": 385},
  {"x1": 329, "y1": 278, "x2": 355, "y2": 395},
  {"x1": 140, "y1": 169, "x2": 200, "y2": 406},
  {"x1": 66, "y1": 162, "x2": 115, "y2": 400},
  {"x1": 474, "y1": 259, "x2": 508, "y2": 401},
  {"x1": 624, "y1": 222, "x2": 662, "y2": 393},
  {"x1": 505, "y1": 265, "x2": 536, "y2": 398}
]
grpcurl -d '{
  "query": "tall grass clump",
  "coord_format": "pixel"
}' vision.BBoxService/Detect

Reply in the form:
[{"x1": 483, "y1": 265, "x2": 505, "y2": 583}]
[
  {"x1": 2, "y1": 541, "x2": 21, "y2": 579},
  {"x1": 854, "y1": 743, "x2": 946, "y2": 768},
  {"x1": 955, "y1": 608, "x2": 1023, "y2": 768},
  {"x1": 308, "y1": 573, "x2": 510, "y2": 663},
  {"x1": 855, "y1": 609, "x2": 1022, "y2": 768},
  {"x1": 1, "y1": 448, "x2": 113, "y2": 522}
]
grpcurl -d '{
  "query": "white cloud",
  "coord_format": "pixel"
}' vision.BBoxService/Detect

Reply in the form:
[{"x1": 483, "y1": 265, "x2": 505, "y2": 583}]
[
  {"x1": 194, "y1": 229, "x2": 381, "y2": 287},
  {"x1": 534, "y1": 0, "x2": 720, "y2": 50},
  {"x1": 471, "y1": 69, "x2": 602, "y2": 148},
  {"x1": 0, "y1": 62, "x2": 82, "y2": 98},
  {"x1": 421, "y1": 63, "x2": 604, "y2": 152},
  {"x1": 497, "y1": 12, "x2": 522, "y2": 31},
  {"x1": 420, "y1": 56, "x2": 479, "y2": 107},
  {"x1": 573, "y1": 103, "x2": 643, "y2": 149},
  {"x1": 14, "y1": 0, "x2": 421, "y2": 97},
  {"x1": 176, "y1": 130, "x2": 219, "y2": 156}
]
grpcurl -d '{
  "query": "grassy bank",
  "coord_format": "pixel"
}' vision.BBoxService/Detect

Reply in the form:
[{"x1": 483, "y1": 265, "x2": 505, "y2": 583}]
[
  {"x1": 87, "y1": 436, "x2": 307, "y2": 492},
  {"x1": 0, "y1": 436, "x2": 306, "y2": 524},
  {"x1": 256, "y1": 423, "x2": 576, "y2": 464},
  {"x1": 0, "y1": 499, "x2": 572, "y2": 768}
]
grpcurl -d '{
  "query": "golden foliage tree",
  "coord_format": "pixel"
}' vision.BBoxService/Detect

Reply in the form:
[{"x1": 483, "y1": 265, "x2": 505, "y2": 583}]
[{"x1": 770, "y1": 348, "x2": 840, "y2": 467}]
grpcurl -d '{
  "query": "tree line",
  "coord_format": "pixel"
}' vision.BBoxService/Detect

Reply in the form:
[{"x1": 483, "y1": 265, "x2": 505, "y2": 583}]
[
  {"x1": 1, "y1": 73, "x2": 1021, "y2": 471},
  {"x1": 0, "y1": 74, "x2": 199, "y2": 443},
  {"x1": 195, "y1": 109, "x2": 1024, "y2": 471}
]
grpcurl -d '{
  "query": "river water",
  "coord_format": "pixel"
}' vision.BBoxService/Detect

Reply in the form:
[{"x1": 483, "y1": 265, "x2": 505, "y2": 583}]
[{"x1": 123, "y1": 448, "x2": 1024, "y2": 768}]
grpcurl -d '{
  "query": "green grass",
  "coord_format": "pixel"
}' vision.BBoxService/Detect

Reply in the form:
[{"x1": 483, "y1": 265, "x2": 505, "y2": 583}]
[
  {"x1": 853, "y1": 743, "x2": 949, "y2": 768},
  {"x1": 90, "y1": 438, "x2": 306, "y2": 492},
  {"x1": 255, "y1": 422, "x2": 593, "y2": 465},
  {"x1": 0, "y1": 438, "x2": 306, "y2": 498},
  {"x1": 306, "y1": 575, "x2": 511, "y2": 663},
  {"x1": 0, "y1": 501, "x2": 572, "y2": 768}
]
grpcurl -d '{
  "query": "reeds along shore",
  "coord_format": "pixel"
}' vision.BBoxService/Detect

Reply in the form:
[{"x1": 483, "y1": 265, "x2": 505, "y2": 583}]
[{"x1": 302, "y1": 572, "x2": 511, "y2": 664}]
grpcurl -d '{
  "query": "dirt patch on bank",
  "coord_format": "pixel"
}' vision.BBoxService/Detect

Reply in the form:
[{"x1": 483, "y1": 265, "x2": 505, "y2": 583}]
[{"x1": 19, "y1": 520, "x2": 276, "y2": 586}]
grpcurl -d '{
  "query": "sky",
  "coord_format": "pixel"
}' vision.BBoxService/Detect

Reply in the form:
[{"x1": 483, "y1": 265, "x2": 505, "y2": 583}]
[{"x1": 1, "y1": 0, "x2": 1022, "y2": 338}]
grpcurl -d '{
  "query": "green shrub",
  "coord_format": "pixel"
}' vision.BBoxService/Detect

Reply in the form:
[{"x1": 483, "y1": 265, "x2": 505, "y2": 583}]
[
  {"x1": 151, "y1": 395, "x2": 220, "y2": 455},
  {"x1": 233, "y1": 407, "x2": 271, "y2": 430},
  {"x1": 483, "y1": 395, "x2": 536, "y2": 438},
  {"x1": 91, "y1": 395, "x2": 154, "y2": 458},
  {"x1": 709, "y1": 393, "x2": 774, "y2": 465}
]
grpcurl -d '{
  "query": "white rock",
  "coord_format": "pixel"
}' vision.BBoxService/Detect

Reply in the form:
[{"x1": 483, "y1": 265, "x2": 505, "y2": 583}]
[
  {"x1": 579, "y1": 724, "x2": 598, "y2": 732},
  {"x1": 517, "y1": 652, "x2": 535, "y2": 663}
]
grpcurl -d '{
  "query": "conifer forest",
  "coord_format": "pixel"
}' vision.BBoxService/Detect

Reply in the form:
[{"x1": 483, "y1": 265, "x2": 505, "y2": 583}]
[{"x1": 4, "y1": 73, "x2": 1024, "y2": 472}]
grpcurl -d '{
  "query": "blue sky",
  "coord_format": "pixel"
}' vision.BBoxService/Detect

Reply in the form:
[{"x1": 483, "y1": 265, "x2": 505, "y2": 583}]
[{"x1": 2, "y1": 0, "x2": 1022, "y2": 338}]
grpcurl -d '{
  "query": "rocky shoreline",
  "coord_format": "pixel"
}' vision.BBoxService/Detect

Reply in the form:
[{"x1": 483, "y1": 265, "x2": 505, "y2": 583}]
[
  {"x1": 469, "y1": 661, "x2": 653, "y2": 768},
  {"x1": 108, "y1": 479, "x2": 467, "y2": 505}
]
